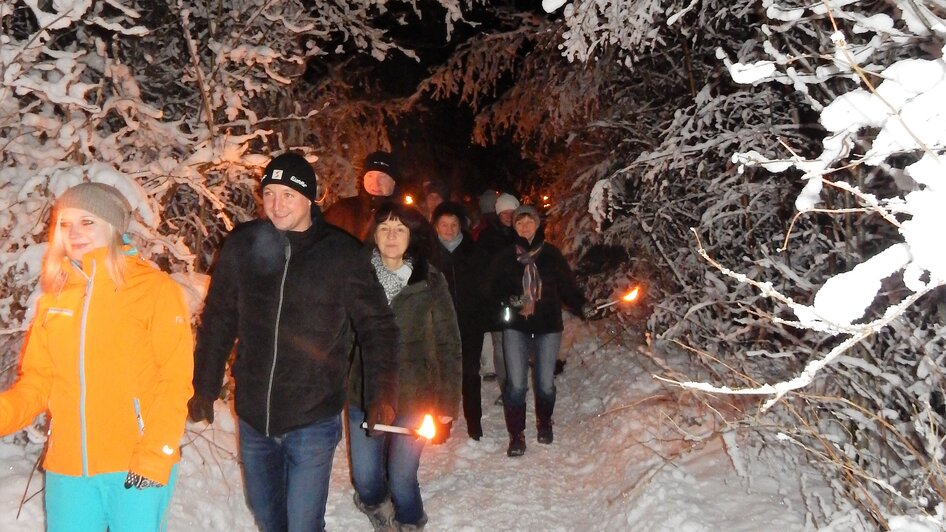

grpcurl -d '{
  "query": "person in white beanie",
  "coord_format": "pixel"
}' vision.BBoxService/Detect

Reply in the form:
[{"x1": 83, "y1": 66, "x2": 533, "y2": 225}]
[
  {"x1": 476, "y1": 192, "x2": 521, "y2": 405},
  {"x1": 494, "y1": 193, "x2": 520, "y2": 227}
]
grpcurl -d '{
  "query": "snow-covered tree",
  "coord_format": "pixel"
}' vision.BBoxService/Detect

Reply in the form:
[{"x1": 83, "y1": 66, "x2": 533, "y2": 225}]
[
  {"x1": 413, "y1": 0, "x2": 946, "y2": 525},
  {"x1": 0, "y1": 0, "x2": 482, "y2": 385}
]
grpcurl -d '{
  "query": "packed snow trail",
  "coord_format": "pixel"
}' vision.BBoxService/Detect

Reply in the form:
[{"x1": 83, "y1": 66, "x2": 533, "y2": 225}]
[{"x1": 1, "y1": 318, "x2": 840, "y2": 531}]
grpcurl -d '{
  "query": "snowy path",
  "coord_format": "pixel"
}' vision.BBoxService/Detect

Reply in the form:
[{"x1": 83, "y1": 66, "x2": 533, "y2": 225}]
[{"x1": 0, "y1": 319, "x2": 840, "y2": 531}]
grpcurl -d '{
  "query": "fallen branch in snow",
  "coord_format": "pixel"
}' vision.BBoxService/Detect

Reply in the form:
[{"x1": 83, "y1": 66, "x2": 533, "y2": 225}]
[{"x1": 17, "y1": 443, "x2": 46, "y2": 520}]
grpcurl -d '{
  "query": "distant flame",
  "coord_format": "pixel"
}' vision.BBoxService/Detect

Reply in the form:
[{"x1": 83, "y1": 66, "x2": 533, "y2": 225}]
[
  {"x1": 404, "y1": 195, "x2": 414, "y2": 205},
  {"x1": 622, "y1": 286, "x2": 640, "y2": 302},
  {"x1": 417, "y1": 414, "x2": 436, "y2": 439}
]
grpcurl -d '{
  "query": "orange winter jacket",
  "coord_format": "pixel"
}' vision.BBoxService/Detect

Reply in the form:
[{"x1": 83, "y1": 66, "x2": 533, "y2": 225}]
[{"x1": 0, "y1": 248, "x2": 193, "y2": 484}]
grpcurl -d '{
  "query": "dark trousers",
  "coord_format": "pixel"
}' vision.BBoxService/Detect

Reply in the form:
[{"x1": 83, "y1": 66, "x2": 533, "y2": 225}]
[{"x1": 461, "y1": 329, "x2": 485, "y2": 434}]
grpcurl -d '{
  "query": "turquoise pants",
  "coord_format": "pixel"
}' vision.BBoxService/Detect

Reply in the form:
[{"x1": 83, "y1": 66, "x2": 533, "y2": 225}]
[{"x1": 45, "y1": 465, "x2": 178, "y2": 532}]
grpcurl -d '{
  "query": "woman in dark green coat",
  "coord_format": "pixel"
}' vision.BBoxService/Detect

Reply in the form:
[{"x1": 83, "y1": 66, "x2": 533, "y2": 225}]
[{"x1": 348, "y1": 202, "x2": 462, "y2": 531}]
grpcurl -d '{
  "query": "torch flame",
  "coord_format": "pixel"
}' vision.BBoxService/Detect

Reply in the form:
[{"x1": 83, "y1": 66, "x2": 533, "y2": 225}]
[
  {"x1": 404, "y1": 195, "x2": 414, "y2": 205},
  {"x1": 622, "y1": 286, "x2": 640, "y2": 302},
  {"x1": 417, "y1": 414, "x2": 436, "y2": 439}
]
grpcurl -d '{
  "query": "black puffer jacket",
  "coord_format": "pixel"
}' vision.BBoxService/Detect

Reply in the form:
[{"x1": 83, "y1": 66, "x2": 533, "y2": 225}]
[
  {"x1": 193, "y1": 209, "x2": 399, "y2": 436},
  {"x1": 487, "y1": 231, "x2": 585, "y2": 334},
  {"x1": 349, "y1": 259, "x2": 462, "y2": 419},
  {"x1": 429, "y1": 232, "x2": 487, "y2": 336}
]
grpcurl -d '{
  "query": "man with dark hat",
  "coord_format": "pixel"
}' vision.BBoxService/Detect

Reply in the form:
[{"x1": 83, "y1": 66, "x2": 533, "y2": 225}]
[
  {"x1": 324, "y1": 150, "x2": 401, "y2": 241},
  {"x1": 188, "y1": 151, "x2": 399, "y2": 532}
]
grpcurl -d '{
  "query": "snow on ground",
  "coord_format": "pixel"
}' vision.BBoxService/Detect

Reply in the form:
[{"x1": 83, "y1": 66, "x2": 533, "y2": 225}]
[{"x1": 0, "y1": 317, "x2": 848, "y2": 531}]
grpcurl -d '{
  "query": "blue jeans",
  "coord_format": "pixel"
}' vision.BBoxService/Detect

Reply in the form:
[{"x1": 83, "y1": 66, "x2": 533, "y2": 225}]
[
  {"x1": 239, "y1": 415, "x2": 342, "y2": 532},
  {"x1": 45, "y1": 465, "x2": 178, "y2": 532},
  {"x1": 503, "y1": 329, "x2": 561, "y2": 433},
  {"x1": 348, "y1": 406, "x2": 427, "y2": 525}
]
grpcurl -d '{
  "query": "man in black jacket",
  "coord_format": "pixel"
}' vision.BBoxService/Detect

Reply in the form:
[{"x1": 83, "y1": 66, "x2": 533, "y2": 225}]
[{"x1": 188, "y1": 152, "x2": 399, "y2": 532}]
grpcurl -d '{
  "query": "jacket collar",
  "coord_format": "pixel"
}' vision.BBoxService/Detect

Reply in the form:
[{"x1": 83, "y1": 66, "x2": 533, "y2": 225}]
[
  {"x1": 66, "y1": 247, "x2": 110, "y2": 280},
  {"x1": 276, "y1": 207, "x2": 329, "y2": 249},
  {"x1": 406, "y1": 257, "x2": 429, "y2": 285}
]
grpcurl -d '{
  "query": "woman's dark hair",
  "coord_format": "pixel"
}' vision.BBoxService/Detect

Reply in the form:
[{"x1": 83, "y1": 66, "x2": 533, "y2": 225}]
[
  {"x1": 365, "y1": 201, "x2": 434, "y2": 262},
  {"x1": 431, "y1": 201, "x2": 469, "y2": 229}
]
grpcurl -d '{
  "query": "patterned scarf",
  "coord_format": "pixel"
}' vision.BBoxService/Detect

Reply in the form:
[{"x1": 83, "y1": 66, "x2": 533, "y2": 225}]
[
  {"x1": 371, "y1": 248, "x2": 412, "y2": 303},
  {"x1": 516, "y1": 243, "x2": 543, "y2": 318}
]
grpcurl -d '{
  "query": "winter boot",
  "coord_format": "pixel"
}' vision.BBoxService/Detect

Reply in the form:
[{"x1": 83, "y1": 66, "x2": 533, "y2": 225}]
[
  {"x1": 354, "y1": 492, "x2": 396, "y2": 532},
  {"x1": 507, "y1": 432, "x2": 526, "y2": 457},
  {"x1": 395, "y1": 513, "x2": 428, "y2": 531},
  {"x1": 503, "y1": 403, "x2": 527, "y2": 436},
  {"x1": 536, "y1": 395, "x2": 555, "y2": 444}
]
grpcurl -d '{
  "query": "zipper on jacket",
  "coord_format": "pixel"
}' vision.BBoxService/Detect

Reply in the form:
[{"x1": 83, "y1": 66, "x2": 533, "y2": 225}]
[
  {"x1": 265, "y1": 243, "x2": 292, "y2": 436},
  {"x1": 133, "y1": 397, "x2": 145, "y2": 435},
  {"x1": 76, "y1": 260, "x2": 95, "y2": 476}
]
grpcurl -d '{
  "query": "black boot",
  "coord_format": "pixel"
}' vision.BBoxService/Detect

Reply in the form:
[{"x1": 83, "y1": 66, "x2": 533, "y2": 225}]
[
  {"x1": 507, "y1": 432, "x2": 526, "y2": 457},
  {"x1": 536, "y1": 395, "x2": 555, "y2": 444},
  {"x1": 503, "y1": 403, "x2": 527, "y2": 436}
]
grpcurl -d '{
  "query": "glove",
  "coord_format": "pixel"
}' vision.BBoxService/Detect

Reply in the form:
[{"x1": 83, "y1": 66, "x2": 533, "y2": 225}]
[
  {"x1": 430, "y1": 419, "x2": 452, "y2": 445},
  {"x1": 365, "y1": 403, "x2": 396, "y2": 437},
  {"x1": 579, "y1": 303, "x2": 595, "y2": 321},
  {"x1": 187, "y1": 394, "x2": 215, "y2": 424},
  {"x1": 124, "y1": 471, "x2": 164, "y2": 490}
]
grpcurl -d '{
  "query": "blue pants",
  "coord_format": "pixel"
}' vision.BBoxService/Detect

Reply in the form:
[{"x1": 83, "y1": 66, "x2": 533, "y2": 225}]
[
  {"x1": 239, "y1": 415, "x2": 342, "y2": 532},
  {"x1": 503, "y1": 329, "x2": 561, "y2": 433},
  {"x1": 45, "y1": 465, "x2": 178, "y2": 532},
  {"x1": 348, "y1": 406, "x2": 427, "y2": 526}
]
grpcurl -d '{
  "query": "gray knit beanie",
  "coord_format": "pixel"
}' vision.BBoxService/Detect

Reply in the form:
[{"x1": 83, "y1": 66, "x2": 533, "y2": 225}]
[
  {"x1": 513, "y1": 204, "x2": 541, "y2": 224},
  {"x1": 56, "y1": 183, "x2": 132, "y2": 232}
]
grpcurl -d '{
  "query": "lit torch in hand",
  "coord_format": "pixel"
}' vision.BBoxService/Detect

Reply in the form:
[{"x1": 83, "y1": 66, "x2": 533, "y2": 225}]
[
  {"x1": 362, "y1": 414, "x2": 437, "y2": 440},
  {"x1": 594, "y1": 286, "x2": 641, "y2": 311}
]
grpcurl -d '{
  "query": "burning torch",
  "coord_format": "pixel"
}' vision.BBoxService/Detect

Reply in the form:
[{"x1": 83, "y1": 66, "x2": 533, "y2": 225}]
[
  {"x1": 594, "y1": 286, "x2": 641, "y2": 311},
  {"x1": 362, "y1": 414, "x2": 438, "y2": 440}
]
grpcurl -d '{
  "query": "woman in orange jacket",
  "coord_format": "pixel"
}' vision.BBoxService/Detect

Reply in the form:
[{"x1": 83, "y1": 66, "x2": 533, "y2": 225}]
[{"x1": 0, "y1": 183, "x2": 193, "y2": 532}]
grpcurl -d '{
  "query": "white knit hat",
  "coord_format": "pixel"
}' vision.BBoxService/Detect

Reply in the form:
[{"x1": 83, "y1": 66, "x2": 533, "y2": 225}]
[{"x1": 494, "y1": 193, "x2": 520, "y2": 214}]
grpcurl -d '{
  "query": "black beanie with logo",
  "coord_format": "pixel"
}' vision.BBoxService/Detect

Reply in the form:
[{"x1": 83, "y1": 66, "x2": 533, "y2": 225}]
[{"x1": 260, "y1": 152, "x2": 317, "y2": 201}]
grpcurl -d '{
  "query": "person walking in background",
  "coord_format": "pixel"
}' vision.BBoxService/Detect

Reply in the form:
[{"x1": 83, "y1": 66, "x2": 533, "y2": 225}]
[
  {"x1": 488, "y1": 205, "x2": 585, "y2": 458},
  {"x1": 188, "y1": 152, "x2": 399, "y2": 532},
  {"x1": 471, "y1": 189, "x2": 498, "y2": 242},
  {"x1": 0, "y1": 183, "x2": 193, "y2": 532},
  {"x1": 421, "y1": 178, "x2": 450, "y2": 221},
  {"x1": 324, "y1": 151, "x2": 402, "y2": 241},
  {"x1": 348, "y1": 202, "x2": 461, "y2": 531},
  {"x1": 429, "y1": 201, "x2": 488, "y2": 440},
  {"x1": 477, "y1": 192, "x2": 520, "y2": 404}
]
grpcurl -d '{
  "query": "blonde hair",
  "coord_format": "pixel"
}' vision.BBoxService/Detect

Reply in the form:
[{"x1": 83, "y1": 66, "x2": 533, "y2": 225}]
[{"x1": 41, "y1": 210, "x2": 128, "y2": 293}]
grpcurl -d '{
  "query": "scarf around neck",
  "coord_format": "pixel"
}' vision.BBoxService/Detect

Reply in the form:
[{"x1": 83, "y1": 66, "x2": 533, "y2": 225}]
[
  {"x1": 439, "y1": 232, "x2": 463, "y2": 253},
  {"x1": 371, "y1": 247, "x2": 412, "y2": 303},
  {"x1": 516, "y1": 242, "x2": 544, "y2": 318}
]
